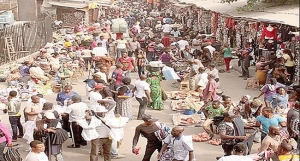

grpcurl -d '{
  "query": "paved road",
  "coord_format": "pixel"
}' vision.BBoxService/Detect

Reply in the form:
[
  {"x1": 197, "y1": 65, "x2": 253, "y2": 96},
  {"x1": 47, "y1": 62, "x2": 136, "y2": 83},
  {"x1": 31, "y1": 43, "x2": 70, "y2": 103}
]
[{"x1": 0, "y1": 64, "x2": 262, "y2": 161}]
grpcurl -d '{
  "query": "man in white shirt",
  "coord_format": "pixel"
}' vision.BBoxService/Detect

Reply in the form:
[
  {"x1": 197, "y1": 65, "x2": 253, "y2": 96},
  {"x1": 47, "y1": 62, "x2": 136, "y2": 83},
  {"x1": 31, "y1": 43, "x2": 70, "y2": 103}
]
[
  {"x1": 133, "y1": 75, "x2": 152, "y2": 120},
  {"x1": 97, "y1": 36, "x2": 108, "y2": 49},
  {"x1": 192, "y1": 36, "x2": 202, "y2": 51},
  {"x1": 158, "y1": 126, "x2": 194, "y2": 161},
  {"x1": 204, "y1": 42, "x2": 216, "y2": 58},
  {"x1": 88, "y1": 83, "x2": 104, "y2": 111},
  {"x1": 217, "y1": 144, "x2": 252, "y2": 161},
  {"x1": 90, "y1": 101, "x2": 114, "y2": 161},
  {"x1": 92, "y1": 42, "x2": 108, "y2": 57},
  {"x1": 177, "y1": 37, "x2": 189, "y2": 51},
  {"x1": 170, "y1": 28, "x2": 181, "y2": 38},
  {"x1": 205, "y1": 64, "x2": 220, "y2": 82},
  {"x1": 25, "y1": 140, "x2": 49, "y2": 161},
  {"x1": 115, "y1": 36, "x2": 129, "y2": 58},
  {"x1": 64, "y1": 94, "x2": 89, "y2": 148},
  {"x1": 162, "y1": 23, "x2": 172, "y2": 33}
]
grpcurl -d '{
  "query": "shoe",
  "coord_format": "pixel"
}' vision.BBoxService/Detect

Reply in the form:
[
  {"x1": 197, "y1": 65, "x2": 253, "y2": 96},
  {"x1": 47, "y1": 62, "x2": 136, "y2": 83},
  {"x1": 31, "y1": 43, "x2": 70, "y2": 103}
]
[
  {"x1": 80, "y1": 143, "x2": 87, "y2": 146},
  {"x1": 112, "y1": 154, "x2": 125, "y2": 159},
  {"x1": 17, "y1": 135, "x2": 23, "y2": 138},
  {"x1": 67, "y1": 144, "x2": 80, "y2": 148},
  {"x1": 12, "y1": 139, "x2": 17, "y2": 142}
]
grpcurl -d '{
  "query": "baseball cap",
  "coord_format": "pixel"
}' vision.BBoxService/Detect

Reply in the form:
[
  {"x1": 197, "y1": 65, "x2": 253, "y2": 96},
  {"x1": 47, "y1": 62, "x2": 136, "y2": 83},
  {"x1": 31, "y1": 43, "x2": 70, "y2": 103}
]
[
  {"x1": 94, "y1": 104, "x2": 108, "y2": 113},
  {"x1": 142, "y1": 115, "x2": 158, "y2": 122},
  {"x1": 44, "y1": 112, "x2": 56, "y2": 119}
]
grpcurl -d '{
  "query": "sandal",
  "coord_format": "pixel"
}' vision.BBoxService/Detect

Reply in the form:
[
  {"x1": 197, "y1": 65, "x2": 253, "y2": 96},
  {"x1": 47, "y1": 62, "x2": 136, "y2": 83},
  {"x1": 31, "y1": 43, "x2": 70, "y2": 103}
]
[{"x1": 112, "y1": 154, "x2": 125, "y2": 159}]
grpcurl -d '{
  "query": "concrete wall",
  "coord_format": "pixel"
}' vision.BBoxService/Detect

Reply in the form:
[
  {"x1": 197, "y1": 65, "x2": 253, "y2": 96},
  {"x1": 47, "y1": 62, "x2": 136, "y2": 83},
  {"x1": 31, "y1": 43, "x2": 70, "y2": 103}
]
[
  {"x1": 0, "y1": 0, "x2": 18, "y2": 20},
  {"x1": 17, "y1": 0, "x2": 37, "y2": 21}
]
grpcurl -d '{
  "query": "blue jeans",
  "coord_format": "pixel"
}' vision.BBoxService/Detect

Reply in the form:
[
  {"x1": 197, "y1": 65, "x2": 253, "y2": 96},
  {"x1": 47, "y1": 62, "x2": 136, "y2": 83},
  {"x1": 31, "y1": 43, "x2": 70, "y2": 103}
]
[
  {"x1": 9, "y1": 116, "x2": 23, "y2": 140},
  {"x1": 111, "y1": 139, "x2": 118, "y2": 157}
]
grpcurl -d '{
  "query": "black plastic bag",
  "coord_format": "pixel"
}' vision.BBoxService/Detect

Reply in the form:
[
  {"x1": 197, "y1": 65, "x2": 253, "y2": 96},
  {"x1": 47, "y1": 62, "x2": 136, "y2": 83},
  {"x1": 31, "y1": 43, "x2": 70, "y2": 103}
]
[{"x1": 4, "y1": 147, "x2": 22, "y2": 161}]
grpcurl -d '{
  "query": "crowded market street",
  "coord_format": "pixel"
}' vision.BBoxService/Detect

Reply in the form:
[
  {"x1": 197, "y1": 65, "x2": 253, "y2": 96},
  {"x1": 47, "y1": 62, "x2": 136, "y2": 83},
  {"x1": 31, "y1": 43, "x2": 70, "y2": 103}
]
[
  {"x1": 0, "y1": 63, "x2": 262, "y2": 161},
  {"x1": 0, "y1": 0, "x2": 299, "y2": 161}
]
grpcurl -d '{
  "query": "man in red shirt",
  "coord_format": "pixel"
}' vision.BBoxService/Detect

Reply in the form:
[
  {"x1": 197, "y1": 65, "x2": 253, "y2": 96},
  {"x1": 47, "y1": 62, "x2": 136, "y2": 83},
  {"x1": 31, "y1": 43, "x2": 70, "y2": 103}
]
[
  {"x1": 161, "y1": 33, "x2": 170, "y2": 47},
  {"x1": 118, "y1": 51, "x2": 136, "y2": 78}
]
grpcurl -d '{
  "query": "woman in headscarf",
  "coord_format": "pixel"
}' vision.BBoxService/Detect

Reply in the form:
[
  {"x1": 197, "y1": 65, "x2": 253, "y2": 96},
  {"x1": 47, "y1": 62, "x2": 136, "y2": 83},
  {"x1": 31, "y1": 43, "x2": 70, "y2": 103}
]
[
  {"x1": 257, "y1": 78, "x2": 279, "y2": 107},
  {"x1": 7, "y1": 65, "x2": 21, "y2": 86},
  {"x1": 244, "y1": 98, "x2": 263, "y2": 119},
  {"x1": 147, "y1": 72, "x2": 164, "y2": 110},
  {"x1": 114, "y1": 77, "x2": 134, "y2": 120}
]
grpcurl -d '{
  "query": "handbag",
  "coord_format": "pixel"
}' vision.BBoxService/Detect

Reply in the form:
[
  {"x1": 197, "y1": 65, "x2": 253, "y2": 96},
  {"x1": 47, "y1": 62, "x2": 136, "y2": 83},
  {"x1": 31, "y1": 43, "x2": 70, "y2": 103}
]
[
  {"x1": 160, "y1": 148, "x2": 173, "y2": 161},
  {"x1": 154, "y1": 122, "x2": 171, "y2": 142},
  {"x1": 162, "y1": 90, "x2": 168, "y2": 101},
  {"x1": 4, "y1": 147, "x2": 22, "y2": 161}
]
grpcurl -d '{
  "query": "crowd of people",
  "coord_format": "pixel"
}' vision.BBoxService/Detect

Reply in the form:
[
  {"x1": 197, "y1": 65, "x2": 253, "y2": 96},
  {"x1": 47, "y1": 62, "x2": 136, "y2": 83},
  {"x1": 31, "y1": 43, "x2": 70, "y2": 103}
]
[{"x1": 0, "y1": 0, "x2": 299, "y2": 161}]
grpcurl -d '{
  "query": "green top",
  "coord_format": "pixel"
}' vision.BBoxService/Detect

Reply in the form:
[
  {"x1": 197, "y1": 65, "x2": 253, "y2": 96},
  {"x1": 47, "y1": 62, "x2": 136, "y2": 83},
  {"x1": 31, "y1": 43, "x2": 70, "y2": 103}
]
[
  {"x1": 206, "y1": 104, "x2": 226, "y2": 119},
  {"x1": 223, "y1": 48, "x2": 234, "y2": 58}
]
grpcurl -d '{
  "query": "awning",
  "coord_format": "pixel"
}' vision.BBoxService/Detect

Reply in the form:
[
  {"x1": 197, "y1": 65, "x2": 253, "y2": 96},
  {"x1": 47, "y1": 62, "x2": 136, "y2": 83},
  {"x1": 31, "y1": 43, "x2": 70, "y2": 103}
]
[
  {"x1": 178, "y1": 0, "x2": 299, "y2": 27},
  {"x1": 47, "y1": 1, "x2": 88, "y2": 9},
  {"x1": 172, "y1": 3, "x2": 194, "y2": 8}
]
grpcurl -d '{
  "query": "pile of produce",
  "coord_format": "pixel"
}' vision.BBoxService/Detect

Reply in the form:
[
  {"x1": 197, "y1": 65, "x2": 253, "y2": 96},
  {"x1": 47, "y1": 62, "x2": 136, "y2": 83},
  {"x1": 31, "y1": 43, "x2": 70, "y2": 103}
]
[{"x1": 192, "y1": 132, "x2": 210, "y2": 142}]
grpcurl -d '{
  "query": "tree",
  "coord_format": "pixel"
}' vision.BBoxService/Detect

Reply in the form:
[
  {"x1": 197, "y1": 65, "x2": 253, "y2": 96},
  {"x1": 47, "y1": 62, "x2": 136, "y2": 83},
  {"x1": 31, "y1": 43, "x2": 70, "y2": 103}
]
[{"x1": 221, "y1": 0, "x2": 300, "y2": 11}]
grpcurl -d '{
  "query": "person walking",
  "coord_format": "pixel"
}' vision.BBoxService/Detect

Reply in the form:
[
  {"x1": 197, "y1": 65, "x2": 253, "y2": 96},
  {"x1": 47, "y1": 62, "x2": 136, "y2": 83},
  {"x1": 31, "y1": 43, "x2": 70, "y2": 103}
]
[
  {"x1": 147, "y1": 72, "x2": 164, "y2": 110},
  {"x1": 158, "y1": 126, "x2": 194, "y2": 161},
  {"x1": 0, "y1": 121, "x2": 13, "y2": 160},
  {"x1": 255, "y1": 107, "x2": 286, "y2": 141},
  {"x1": 132, "y1": 115, "x2": 162, "y2": 161},
  {"x1": 89, "y1": 103, "x2": 113, "y2": 161},
  {"x1": 64, "y1": 94, "x2": 89, "y2": 148},
  {"x1": 222, "y1": 43, "x2": 234, "y2": 73},
  {"x1": 25, "y1": 140, "x2": 49, "y2": 161},
  {"x1": 118, "y1": 51, "x2": 136, "y2": 78},
  {"x1": 6, "y1": 90, "x2": 23, "y2": 142},
  {"x1": 134, "y1": 75, "x2": 152, "y2": 120}
]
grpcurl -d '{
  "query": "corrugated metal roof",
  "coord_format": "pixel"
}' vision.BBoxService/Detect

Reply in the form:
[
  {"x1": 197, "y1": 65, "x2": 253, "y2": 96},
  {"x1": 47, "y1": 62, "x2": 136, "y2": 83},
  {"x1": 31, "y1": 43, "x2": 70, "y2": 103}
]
[
  {"x1": 178, "y1": 0, "x2": 299, "y2": 27},
  {"x1": 47, "y1": 1, "x2": 88, "y2": 9}
]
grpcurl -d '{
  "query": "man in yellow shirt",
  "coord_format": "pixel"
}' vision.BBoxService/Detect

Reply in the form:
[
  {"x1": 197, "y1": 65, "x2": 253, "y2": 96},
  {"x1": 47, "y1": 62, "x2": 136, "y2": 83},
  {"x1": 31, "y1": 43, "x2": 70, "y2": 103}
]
[
  {"x1": 6, "y1": 91, "x2": 23, "y2": 142},
  {"x1": 278, "y1": 142, "x2": 299, "y2": 161},
  {"x1": 64, "y1": 38, "x2": 73, "y2": 48}
]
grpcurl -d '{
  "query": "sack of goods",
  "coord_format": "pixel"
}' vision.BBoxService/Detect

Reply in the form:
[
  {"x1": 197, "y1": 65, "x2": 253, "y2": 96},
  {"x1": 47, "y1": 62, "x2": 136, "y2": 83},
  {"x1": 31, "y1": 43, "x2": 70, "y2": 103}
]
[{"x1": 111, "y1": 18, "x2": 128, "y2": 34}]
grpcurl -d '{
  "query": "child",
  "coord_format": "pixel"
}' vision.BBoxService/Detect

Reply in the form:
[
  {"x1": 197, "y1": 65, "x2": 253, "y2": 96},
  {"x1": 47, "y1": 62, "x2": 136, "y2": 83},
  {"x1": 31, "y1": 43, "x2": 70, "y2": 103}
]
[
  {"x1": 6, "y1": 90, "x2": 23, "y2": 142},
  {"x1": 135, "y1": 49, "x2": 147, "y2": 76}
]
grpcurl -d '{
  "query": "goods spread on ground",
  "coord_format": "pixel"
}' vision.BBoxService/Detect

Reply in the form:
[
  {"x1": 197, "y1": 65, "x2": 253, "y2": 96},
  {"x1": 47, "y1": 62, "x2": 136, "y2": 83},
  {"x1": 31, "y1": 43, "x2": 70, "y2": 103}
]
[
  {"x1": 192, "y1": 132, "x2": 210, "y2": 142},
  {"x1": 171, "y1": 99, "x2": 204, "y2": 112},
  {"x1": 170, "y1": 90, "x2": 201, "y2": 100},
  {"x1": 172, "y1": 113, "x2": 204, "y2": 126},
  {"x1": 208, "y1": 139, "x2": 222, "y2": 146}
]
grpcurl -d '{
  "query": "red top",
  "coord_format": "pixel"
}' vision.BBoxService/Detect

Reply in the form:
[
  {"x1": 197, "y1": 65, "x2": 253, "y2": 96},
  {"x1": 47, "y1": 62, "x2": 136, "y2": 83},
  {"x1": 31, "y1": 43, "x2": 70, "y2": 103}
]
[
  {"x1": 118, "y1": 57, "x2": 135, "y2": 71},
  {"x1": 161, "y1": 36, "x2": 170, "y2": 47},
  {"x1": 261, "y1": 27, "x2": 277, "y2": 41}
]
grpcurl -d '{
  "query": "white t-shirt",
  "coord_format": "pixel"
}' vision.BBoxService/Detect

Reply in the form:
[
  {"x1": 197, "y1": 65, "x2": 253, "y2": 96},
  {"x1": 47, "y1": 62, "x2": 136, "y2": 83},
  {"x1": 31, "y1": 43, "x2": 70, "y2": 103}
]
[
  {"x1": 205, "y1": 68, "x2": 219, "y2": 79},
  {"x1": 92, "y1": 47, "x2": 108, "y2": 56},
  {"x1": 88, "y1": 91, "x2": 103, "y2": 111},
  {"x1": 204, "y1": 45, "x2": 216, "y2": 57},
  {"x1": 162, "y1": 24, "x2": 172, "y2": 33},
  {"x1": 134, "y1": 80, "x2": 150, "y2": 98},
  {"x1": 25, "y1": 151, "x2": 49, "y2": 161},
  {"x1": 65, "y1": 102, "x2": 89, "y2": 122},
  {"x1": 116, "y1": 39, "x2": 127, "y2": 49},
  {"x1": 97, "y1": 39, "x2": 108, "y2": 48},
  {"x1": 170, "y1": 30, "x2": 180, "y2": 37},
  {"x1": 177, "y1": 40, "x2": 189, "y2": 51},
  {"x1": 217, "y1": 155, "x2": 253, "y2": 161}
]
